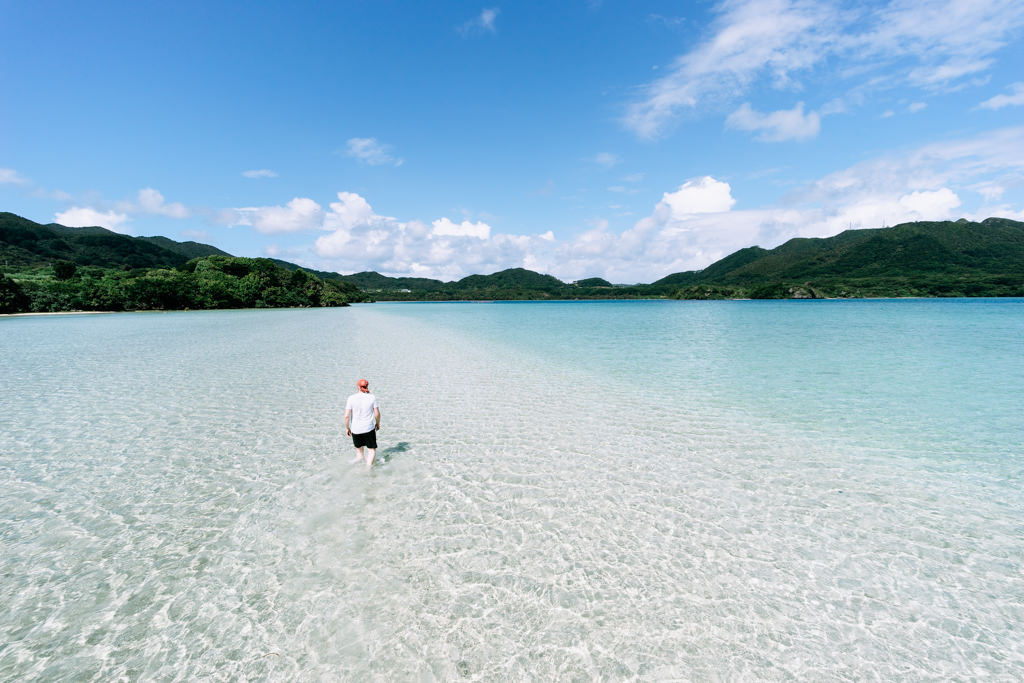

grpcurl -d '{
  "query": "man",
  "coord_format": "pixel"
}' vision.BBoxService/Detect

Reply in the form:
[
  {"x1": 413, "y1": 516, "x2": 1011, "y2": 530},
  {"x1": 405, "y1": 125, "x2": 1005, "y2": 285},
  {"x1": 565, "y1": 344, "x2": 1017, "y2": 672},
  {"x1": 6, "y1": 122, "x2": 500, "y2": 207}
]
[{"x1": 345, "y1": 378, "x2": 381, "y2": 468}]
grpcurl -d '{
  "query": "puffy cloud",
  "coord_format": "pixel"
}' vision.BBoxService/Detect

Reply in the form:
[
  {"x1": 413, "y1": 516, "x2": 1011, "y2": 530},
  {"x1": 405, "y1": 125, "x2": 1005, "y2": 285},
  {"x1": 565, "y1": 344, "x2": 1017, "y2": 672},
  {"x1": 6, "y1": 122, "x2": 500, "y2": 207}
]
[
  {"x1": 431, "y1": 218, "x2": 491, "y2": 239},
  {"x1": 315, "y1": 193, "x2": 391, "y2": 257},
  {"x1": 899, "y1": 188, "x2": 961, "y2": 218},
  {"x1": 242, "y1": 169, "x2": 278, "y2": 178},
  {"x1": 55, "y1": 207, "x2": 130, "y2": 232},
  {"x1": 726, "y1": 102, "x2": 821, "y2": 141},
  {"x1": 45, "y1": 186, "x2": 190, "y2": 234},
  {"x1": 658, "y1": 177, "x2": 736, "y2": 217},
  {"x1": 624, "y1": 0, "x2": 1024, "y2": 137},
  {"x1": 231, "y1": 197, "x2": 323, "y2": 234},
  {"x1": 135, "y1": 188, "x2": 189, "y2": 218},
  {"x1": 979, "y1": 82, "x2": 1024, "y2": 110},
  {"x1": 345, "y1": 137, "x2": 403, "y2": 166},
  {"x1": 240, "y1": 126, "x2": 1024, "y2": 282},
  {"x1": 325, "y1": 192, "x2": 382, "y2": 232}
]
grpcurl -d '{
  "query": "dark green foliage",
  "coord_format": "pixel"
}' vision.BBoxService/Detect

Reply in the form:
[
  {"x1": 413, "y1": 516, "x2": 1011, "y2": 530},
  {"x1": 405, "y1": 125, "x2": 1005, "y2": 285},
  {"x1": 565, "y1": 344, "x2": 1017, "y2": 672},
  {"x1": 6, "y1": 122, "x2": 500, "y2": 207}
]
[
  {"x1": 0, "y1": 273, "x2": 29, "y2": 313},
  {"x1": 0, "y1": 212, "x2": 367, "y2": 312},
  {"x1": 1, "y1": 212, "x2": 191, "y2": 269},
  {"x1": 455, "y1": 268, "x2": 565, "y2": 292},
  {"x1": 5, "y1": 211, "x2": 1024, "y2": 303},
  {"x1": 5, "y1": 256, "x2": 366, "y2": 313},
  {"x1": 573, "y1": 277, "x2": 613, "y2": 287},
  {"x1": 670, "y1": 285, "x2": 744, "y2": 300},
  {"x1": 341, "y1": 270, "x2": 447, "y2": 292},
  {"x1": 138, "y1": 235, "x2": 230, "y2": 260},
  {"x1": 340, "y1": 215, "x2": 1024, "y2": 300},
  {"x1": 670, "y1": 218, "x2": 1024, "y2": 299},
  {"x1": 53, "y1": 260, "x2": 77, "y2": 280}
]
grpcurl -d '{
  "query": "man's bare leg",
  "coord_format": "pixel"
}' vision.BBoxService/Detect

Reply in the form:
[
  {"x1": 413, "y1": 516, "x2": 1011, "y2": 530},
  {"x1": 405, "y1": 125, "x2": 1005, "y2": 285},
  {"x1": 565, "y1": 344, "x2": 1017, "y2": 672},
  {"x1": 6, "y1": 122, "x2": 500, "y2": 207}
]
[
  {"x1": 351, "y1": 446, "x2": 364, "y2": 464},
  {"x1": 365, "y1": 448, "x2": 376, "y2": 469}
]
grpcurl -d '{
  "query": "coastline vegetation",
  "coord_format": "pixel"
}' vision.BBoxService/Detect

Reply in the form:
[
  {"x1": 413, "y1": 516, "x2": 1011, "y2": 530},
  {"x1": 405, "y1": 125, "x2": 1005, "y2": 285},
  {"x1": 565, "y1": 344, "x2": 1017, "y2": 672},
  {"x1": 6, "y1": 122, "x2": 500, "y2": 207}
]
[
  {"x1": 3, "y1": 211, "x2": 1022, "y2": 312},
  {"x1": 0, "y1": 256, "x2": 365, "y2": 314},
  {"x1": 342, "y1": 217, "x2": 1024, "y2": 301}
]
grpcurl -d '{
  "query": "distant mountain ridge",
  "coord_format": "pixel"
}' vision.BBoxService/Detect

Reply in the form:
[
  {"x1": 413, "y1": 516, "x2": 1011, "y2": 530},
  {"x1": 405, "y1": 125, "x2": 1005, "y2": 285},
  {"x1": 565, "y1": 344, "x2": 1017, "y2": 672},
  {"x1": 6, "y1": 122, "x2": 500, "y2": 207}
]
[
  {"x1": 341, "y1": 217, "x2": 1024, "y2": 299},
  {"x1": 3, "y1": 212, "x2": 1023, "y2": 299},
  {"x1": 668, "y1": 217, "x2": 1024, "y2": 284},
  {"x1": 654, "y1": 217, "x2": 1024, "y2": 298}
]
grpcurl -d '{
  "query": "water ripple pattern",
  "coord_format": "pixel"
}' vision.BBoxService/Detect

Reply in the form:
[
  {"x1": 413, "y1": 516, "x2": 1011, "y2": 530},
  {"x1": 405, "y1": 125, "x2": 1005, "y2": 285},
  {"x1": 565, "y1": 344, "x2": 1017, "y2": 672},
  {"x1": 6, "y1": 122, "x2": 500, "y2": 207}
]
[{"x1": 2, "y1": 301, "x2": 1023, "y2": 680}]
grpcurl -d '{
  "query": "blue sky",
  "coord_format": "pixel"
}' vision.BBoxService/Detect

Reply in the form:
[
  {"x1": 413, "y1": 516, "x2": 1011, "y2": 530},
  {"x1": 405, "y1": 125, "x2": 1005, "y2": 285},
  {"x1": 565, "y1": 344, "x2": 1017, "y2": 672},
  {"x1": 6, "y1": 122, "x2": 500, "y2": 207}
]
[{"x1": 3, "y1": 0, "x2": 1024, "y2": 282}]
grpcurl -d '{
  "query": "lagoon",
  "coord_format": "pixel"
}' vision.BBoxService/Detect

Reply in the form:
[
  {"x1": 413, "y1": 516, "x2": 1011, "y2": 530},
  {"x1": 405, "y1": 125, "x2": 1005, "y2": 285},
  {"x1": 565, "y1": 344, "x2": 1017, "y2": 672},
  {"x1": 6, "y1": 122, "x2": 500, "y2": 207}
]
[{"x1": 2, "y1": 300, "x2": 1023, "y2": 679}]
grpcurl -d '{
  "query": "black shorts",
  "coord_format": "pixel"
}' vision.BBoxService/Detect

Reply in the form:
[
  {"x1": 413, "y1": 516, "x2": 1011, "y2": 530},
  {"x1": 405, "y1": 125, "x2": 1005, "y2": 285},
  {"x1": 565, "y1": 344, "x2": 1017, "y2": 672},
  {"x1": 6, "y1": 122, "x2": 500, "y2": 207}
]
[{"x1": 352, "y1": 430, "x2": 377, "y2": 449}]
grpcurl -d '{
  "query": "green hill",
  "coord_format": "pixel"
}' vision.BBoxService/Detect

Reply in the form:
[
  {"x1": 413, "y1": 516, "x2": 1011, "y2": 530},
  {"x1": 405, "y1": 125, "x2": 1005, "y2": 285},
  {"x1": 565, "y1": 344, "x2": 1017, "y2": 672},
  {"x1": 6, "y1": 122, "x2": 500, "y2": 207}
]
[
  {"x1": 333, "y1": 217, "x2": 1024, "y2": 300},
  {"x1": 1, "y1": 212, "x2": 194, "y2": 269},
  {"x1": 4, "y1": 211, "x2": 1023, "y2": 305},
  {"x1": 0, "y1": 213, "x2": 366, "y2": 313},
  {"x1": 140, "y1": 235, "x2": 230, "y2": 260},
  {"x1": 573, "y1": 277, "x2": 613, "y2": 287},
  {"x1": 667, "y1": 218, "x2": 1024, "y2": 298},
  {"x1": 452, "y1": 268, "x2": 565, "y2": 294},
  {"x1": 340, "y1": 270, "x2": 447, "y2": 292}
]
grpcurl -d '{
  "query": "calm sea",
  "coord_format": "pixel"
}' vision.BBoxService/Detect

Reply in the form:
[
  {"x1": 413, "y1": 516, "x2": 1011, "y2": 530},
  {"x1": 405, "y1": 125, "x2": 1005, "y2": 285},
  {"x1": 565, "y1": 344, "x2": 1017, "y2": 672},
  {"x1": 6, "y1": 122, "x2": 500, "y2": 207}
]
[{"x1": 2, "y1": 300, "x2": 1022, "y2": 680}]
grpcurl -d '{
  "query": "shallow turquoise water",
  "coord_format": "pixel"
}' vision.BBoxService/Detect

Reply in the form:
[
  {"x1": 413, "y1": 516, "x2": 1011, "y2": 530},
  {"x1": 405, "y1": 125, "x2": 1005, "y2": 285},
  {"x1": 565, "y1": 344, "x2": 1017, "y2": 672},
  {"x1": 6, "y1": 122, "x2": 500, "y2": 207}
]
[{"x1": 2, "y1": 300, "x2": 1022, "y2": 679}]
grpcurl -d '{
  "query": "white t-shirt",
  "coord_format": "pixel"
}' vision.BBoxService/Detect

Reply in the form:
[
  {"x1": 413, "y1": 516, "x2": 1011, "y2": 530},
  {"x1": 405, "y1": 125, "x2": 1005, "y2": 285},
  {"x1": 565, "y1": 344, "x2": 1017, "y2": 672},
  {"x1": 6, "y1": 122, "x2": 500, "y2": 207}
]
[{"x1": 345, "y1": 392, "x2": 379, "y2": 434}]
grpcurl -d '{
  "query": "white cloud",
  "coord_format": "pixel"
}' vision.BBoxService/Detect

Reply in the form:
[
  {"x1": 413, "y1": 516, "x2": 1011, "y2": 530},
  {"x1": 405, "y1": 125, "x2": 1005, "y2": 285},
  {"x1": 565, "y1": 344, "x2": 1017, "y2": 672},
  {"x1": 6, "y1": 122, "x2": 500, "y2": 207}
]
[
  {"x1": 979, "y1": 82, "x2": 1024, "y2": 110},
  {"x1": 55, "y1": 207, "x2": 130, "y2": 232},
  {"x1": 231, "y1": 197, "x2": 323, "y2": 234},
  {"x1": 243, "y1": 169, "x2": 279, "y2": 178},
  {"x1": 726, "y1": 101, "x2": 821, "y2": 141},
  {"x1": 625, "y1": 0, "x2": 1024, "y2": 137},
  {"x1": 625, "y1": 0, "x2": 837, "y2": 137},
  {"x1": 431, "y1": 218, "x2": 491, "y2": 239},
  {"x1": 345, "y1": 137, "x2": 403, "y2": 166},
  {"x1": 658, "y1": 176, "x2": 736, "y2": 216},
  {"x1": 898, "y1": 188, "x2": 961, "y2": 218},
  {"x1": 232, "y1": 126, "x2": 1024, "y2": 282},
  {"x1": 325, "y1": 192, "x2": 382, "y2": 232},
  {"x1": 459, "y1": 8, "x2": 499, "y2": 35},
  {"x1": 908, "y1": 102, "x2": 928, "y2": 113},
  {"x1": 134, "y1": 188, "x2": 189, "y2": 218},
  {"x1": 0, "y1": 168, "x2": 27, "y2": 184},
  {"x1": 45, "y1": 187, "x2": 190, "y2": 234}
]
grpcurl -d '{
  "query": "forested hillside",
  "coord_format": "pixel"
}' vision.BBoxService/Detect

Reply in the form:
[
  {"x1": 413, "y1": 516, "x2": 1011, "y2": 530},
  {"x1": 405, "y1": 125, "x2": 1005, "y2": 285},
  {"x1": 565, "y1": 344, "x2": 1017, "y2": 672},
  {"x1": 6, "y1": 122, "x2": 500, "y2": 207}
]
[
  {"x1": 4, "y1": 212, "x2": 1023, "y2": 309},
  {"x1": 0, "y1": 214, "x2": 366, "y2": 313}
]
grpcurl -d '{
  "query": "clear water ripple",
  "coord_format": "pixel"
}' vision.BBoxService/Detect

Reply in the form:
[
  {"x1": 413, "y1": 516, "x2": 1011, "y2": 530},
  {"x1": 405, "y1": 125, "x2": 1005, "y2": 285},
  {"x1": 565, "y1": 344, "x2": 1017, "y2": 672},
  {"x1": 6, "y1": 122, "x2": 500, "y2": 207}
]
[{"x1": 2, "y1": 301, "x2": 1023, "y2": 680}]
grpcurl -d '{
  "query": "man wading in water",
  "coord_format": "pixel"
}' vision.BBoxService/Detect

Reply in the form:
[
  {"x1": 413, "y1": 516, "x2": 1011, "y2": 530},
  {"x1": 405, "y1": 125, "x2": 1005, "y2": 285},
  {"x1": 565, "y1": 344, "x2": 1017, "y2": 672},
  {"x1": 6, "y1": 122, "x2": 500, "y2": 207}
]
[{"x1": 345, "y1": 378, "x2": 381, "y2": 468}]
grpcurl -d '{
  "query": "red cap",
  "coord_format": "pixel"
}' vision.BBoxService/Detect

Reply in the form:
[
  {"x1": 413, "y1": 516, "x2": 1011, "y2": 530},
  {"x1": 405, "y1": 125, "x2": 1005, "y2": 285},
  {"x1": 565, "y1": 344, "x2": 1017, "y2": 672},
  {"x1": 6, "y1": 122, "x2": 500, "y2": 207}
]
[{"x1": 357, "y1": 379, "x2": 370, "y2": 393}]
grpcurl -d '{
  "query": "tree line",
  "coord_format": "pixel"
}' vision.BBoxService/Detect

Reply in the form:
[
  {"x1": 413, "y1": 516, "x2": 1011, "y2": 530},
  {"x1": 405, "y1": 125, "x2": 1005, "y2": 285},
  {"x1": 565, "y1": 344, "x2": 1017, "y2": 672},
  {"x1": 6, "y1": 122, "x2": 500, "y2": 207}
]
[{"x1": 0, "y1": 256, "x2": 368, "y2": 314}]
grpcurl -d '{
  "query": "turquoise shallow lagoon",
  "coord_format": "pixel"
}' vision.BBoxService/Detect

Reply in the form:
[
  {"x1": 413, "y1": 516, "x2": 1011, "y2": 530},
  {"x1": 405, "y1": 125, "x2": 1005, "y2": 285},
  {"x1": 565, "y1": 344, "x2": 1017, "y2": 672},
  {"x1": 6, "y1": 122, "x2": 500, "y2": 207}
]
[{"x1": 2, "y1": 299, "x2": 1023, "y2": 679}]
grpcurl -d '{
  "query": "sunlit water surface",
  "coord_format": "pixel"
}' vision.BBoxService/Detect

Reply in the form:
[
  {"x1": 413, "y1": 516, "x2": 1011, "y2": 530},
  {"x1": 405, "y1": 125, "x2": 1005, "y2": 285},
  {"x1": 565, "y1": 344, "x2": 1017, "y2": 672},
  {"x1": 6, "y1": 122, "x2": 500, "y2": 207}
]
[{"x1": 2, "y1": 300, "x2": 1023, "y2": 680}]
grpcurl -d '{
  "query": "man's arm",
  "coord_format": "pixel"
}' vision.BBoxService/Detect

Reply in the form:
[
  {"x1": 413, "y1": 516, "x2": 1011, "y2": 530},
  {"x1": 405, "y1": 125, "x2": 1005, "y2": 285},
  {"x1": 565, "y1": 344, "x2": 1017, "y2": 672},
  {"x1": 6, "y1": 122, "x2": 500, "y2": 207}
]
[
  {"x1": 374, "y1": 406, "x2": 381, "y2": 431},
  {"x1": 345, "y1": 408, "x2": 352, "y2": 436}
]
